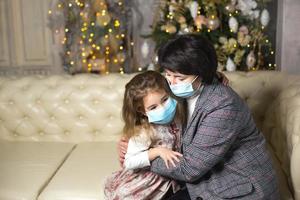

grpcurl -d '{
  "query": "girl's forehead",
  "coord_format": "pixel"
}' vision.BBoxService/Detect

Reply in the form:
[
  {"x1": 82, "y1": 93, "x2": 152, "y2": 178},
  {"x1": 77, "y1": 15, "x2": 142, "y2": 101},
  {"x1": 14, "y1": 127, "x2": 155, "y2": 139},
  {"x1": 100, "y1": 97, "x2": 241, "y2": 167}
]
[{"x1": 146, "y1": 88, "x2": 167, "y2": 96}]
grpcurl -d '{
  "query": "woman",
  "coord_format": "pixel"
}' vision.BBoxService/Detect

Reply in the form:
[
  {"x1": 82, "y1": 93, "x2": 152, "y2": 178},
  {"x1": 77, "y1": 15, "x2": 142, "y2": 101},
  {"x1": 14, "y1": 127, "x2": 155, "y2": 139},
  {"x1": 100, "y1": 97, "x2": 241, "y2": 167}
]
[{"x1": 119, "y1": 34, "x2": 279, "y2": 200}]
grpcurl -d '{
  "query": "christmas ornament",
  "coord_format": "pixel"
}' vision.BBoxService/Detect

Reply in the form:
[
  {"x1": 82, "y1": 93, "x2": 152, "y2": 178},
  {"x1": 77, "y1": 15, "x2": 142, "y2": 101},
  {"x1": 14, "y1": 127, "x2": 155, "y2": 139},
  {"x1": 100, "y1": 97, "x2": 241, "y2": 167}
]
[
  {"x1": 229, "y1": 16, "x2": 238, "y2": 33},
  {"x1": 219, "y1": 37, "x2": 227, "y2": 44},
  {"x1": 253, "y1": 10, "x2": 260, "y2": 19},
  {"x1": 189, "y1": 1, "x2": 199, "y2": 19},
  {"x1": 117, "y1": 53, "x2": 126, "y2": 62},
  {"x1": 226, "y1": 57, "x2": 236, "y2": 71},
  {"x1": 96, "y1": 13, "x2": 111, "y2": 27},
  {"x1": 246, "y1": 51, "x2": 256, "y2": 69},
  {"x1": 194, "y1": 15, "x2": 206, "y2": 29},
  {"x1": 165, "y1": 23, "x2": 177, "y2": 34},
  {"x1": 141, "y1": 41, "x2": 149, "y2": 58},
  {"x1": 260, "y1": 9, "x2": 270, "y2": 26},
  {"x1": 180, "y1": 23, "x2": 188, "y2": 31},
  {"x1": 239, "y1": 25, "x2": 249, "y2": 35},
  {"x1": 183, "y1": 27, "x2": 190, "y2": 33},
  {"x1": 225, "y1": 4, "x2": 235, "y2": 13},
  {"x1": 177, "y1": 16, "x2": 186, "y2": 24},
  {"x1": 237, "y1": 32, "x2": 251, "y2": 46},
  {"x1": 93, "y1": 0, "x2": 106, "y2": 9},
  {"x1": 207, "y1": 16, "x2": 220, "y2": 30}
]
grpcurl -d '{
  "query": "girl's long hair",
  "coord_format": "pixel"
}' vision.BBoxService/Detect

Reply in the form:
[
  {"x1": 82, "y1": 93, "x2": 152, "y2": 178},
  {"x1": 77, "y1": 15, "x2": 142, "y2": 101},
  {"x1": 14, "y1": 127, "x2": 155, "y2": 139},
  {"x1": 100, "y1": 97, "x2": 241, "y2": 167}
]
[{"x1": 122, "y1": 71, "x2": 187, "y2": 139}]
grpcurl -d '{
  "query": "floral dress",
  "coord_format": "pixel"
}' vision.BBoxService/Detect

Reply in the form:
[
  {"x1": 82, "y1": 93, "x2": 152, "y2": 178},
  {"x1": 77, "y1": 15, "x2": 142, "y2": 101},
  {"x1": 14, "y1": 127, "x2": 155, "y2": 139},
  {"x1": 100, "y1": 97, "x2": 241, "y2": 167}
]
[{"x1": 104, "y1": 123, "x2": 181, "y2": 200}]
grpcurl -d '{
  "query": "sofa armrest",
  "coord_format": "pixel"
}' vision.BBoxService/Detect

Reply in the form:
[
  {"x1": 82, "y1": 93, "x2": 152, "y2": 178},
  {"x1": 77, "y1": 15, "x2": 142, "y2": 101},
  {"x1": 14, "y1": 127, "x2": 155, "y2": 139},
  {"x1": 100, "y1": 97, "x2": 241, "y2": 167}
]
[
  {"x1": 284, "y1": 86, "x2": 300, "y2": 200},
  {"x1": 263, "y1": 85, "x2": 300, "y2": 200},
  {"x1": 292, "y1": 144, "x2": 300, "y2": 200},
  {"x1": 288, "y1": 86, "x2": 300, "y2": 200}
]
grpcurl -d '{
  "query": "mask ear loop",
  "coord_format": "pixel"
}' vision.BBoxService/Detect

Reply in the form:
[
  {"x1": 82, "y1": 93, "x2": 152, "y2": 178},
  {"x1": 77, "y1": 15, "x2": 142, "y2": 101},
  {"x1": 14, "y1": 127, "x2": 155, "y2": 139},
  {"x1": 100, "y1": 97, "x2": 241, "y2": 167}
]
[
  {"x1": 191, "y1": 76, "x2": 199, "y2": 83},
  {"x1": 192, "y1": 76, "x2": 202, "y2": 90}
]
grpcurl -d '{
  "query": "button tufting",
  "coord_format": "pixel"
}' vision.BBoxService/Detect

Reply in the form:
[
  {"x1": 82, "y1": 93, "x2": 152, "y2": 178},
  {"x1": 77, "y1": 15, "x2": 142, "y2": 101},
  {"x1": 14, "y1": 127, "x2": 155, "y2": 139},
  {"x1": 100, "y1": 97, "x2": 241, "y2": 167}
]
[
  {"x1": 79, "y1": 85, "x2": 85, "y2": 90},
  {"x1": 64, "y1": 130, "x2": 70, "y2": 135},
  {"x1": 64, "y1": 99, "x2": 70, "y2": 104},
  {"x1": 13, "y1": 131, "x2": 18, "y2": 136},
  {"x1": 22, "y1": 86, "x2": 29, "y2": 90},
  {"x1": 78, "y1": 115, "x2": 83, "y2": 120},
  {"x1": 93, "y1": 99, "x2": 99, "y2": 105},
  {"x1": 108, "y1": 114, "x2": 114, "y2": 119},
  {"x1": 9, "y1": 100, "x2": 14, "y2": 105},
  {"x1": 36, "y1": 99, "x2": 41, "y2": 104},
  {"x1": 39, "y1": 131, "x2": 44, "y2": 135}
]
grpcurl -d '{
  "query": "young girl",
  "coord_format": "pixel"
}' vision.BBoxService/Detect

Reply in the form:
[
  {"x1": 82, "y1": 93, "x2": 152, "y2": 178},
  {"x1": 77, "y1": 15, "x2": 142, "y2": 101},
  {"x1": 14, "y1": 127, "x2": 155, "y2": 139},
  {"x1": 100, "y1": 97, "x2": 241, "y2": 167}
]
[{"x1": 104, "y1": 71, "x2": 186, "y2": 200}]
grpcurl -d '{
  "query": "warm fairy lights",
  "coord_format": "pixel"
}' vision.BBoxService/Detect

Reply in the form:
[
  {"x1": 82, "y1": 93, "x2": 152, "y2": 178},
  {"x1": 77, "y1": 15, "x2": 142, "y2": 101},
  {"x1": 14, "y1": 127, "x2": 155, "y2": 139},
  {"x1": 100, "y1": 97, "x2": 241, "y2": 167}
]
[
  {"x1": 152, "y1": 0, "x2": 275, "y2": 71},
  {"x1": 48, "y1": 0, "x2": 127, "y2": 74}
]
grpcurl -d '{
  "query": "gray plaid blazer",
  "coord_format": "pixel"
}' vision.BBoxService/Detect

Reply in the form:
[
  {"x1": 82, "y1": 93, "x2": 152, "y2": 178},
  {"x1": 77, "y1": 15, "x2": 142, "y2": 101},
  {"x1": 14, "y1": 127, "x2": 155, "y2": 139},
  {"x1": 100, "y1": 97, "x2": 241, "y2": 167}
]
[{"x1": 151, "y1": 80, "x2": 279, "y2": 200}]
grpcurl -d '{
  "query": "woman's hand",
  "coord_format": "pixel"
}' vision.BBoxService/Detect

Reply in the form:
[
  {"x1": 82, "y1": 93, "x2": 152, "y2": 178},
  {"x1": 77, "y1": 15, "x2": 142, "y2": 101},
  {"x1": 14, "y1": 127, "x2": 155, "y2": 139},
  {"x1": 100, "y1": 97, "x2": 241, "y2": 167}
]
[
  {"x1": 149, "y1": 147, "x2": 182, "y2": 169},
  {"x1": 117, "y1": 136, "x2": 128, "y2": 167},
  {"x1": 216, "y1": 71, "x2": 229, "y2": 86}
]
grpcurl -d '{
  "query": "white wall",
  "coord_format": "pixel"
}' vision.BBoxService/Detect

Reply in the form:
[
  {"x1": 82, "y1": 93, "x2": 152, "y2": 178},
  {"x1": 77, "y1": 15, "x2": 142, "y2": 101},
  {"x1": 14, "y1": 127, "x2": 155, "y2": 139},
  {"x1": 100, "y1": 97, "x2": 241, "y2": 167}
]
[{"x1": 277, "y1": 0, "x2": 300, "y2": 74}]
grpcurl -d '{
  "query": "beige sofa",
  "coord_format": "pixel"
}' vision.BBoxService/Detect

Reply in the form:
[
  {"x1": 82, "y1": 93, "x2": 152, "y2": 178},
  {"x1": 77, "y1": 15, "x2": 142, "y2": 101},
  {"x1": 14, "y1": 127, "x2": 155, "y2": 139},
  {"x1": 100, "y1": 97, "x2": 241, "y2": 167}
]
[{"x1": 0, "y1": 71, "x2": 299, "y2": 200}]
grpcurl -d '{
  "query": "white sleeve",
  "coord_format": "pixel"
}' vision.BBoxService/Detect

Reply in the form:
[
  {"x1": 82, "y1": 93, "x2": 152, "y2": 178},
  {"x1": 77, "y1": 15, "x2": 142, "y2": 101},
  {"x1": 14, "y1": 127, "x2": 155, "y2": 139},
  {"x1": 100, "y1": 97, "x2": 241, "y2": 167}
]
[{"x1": 124, "y1": 130, "x2": 152, "y2": 170}]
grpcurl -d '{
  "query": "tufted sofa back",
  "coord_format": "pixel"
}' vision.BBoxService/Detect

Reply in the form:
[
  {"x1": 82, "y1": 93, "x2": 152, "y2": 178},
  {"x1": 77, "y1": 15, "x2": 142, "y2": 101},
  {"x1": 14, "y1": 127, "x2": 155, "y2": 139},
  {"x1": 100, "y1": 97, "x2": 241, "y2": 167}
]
[
  {"x1": 0, "y1": 73, "x2": 135, "y2": 142},
  {"x1": 0, "y1": 71, "x2": 299, "y2": 143}
]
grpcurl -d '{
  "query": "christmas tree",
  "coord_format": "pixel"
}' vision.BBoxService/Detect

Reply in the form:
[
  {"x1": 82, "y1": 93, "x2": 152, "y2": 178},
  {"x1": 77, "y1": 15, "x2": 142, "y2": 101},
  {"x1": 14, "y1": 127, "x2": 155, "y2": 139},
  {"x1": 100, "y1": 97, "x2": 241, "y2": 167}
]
[
  {"x1": 48, "y1": 0, "x2": 128, "y2": 74},
  {"x1": 150, "y1": 0, "x2": 275, "y2": 71}
]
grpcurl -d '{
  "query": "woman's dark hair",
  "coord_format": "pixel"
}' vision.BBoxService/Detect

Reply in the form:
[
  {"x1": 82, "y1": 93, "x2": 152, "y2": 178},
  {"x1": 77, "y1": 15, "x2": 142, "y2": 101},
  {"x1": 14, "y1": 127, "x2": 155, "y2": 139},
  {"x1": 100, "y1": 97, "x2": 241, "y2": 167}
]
[{"x1": 157, "y1": 34, "x2": 218, "y2": 84}]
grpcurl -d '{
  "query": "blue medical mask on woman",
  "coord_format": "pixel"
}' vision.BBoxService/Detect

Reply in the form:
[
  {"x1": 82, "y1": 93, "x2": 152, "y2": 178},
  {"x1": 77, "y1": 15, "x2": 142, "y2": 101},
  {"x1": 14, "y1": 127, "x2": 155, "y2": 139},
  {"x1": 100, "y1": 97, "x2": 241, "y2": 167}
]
[
  {"x1": 146, "y1": 97, "x2": 177, "y2": 125},
  {"x1": 169, "y1": 76, "x2": 199, "y2": 98}
]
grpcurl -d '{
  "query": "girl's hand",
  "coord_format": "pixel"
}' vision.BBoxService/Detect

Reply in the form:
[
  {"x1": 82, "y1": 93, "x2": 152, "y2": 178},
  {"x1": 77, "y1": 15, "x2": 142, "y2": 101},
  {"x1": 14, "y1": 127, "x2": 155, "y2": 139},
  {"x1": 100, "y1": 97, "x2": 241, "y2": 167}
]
[
  {"x1": 157, "y1": 147, "x2": 182, "y2": 169},
  {"x1": 216, "y1": 71, "x2": 229, "y2": 86}
]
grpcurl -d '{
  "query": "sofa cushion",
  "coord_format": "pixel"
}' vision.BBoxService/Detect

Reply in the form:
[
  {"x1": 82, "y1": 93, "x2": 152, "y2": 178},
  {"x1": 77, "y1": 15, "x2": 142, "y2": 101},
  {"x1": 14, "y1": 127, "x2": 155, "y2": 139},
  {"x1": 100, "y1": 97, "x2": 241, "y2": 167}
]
[
  {"x1": 38, "y1": 142, "x2": 120, "y2": 200},
  {"x1": 0, "y1": 141, "x2": 75, "y2": 200}
]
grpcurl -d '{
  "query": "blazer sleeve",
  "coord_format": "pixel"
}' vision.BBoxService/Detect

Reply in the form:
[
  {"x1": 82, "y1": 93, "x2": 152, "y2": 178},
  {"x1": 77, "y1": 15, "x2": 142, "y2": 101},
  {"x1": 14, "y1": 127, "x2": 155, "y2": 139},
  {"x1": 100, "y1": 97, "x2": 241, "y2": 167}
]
[
  {"x1": 124, "y1": 130, "x2": 152, "y2": 170},
  {"x1": 151, "y1": 99, "x2": 244, "y2": 182}
]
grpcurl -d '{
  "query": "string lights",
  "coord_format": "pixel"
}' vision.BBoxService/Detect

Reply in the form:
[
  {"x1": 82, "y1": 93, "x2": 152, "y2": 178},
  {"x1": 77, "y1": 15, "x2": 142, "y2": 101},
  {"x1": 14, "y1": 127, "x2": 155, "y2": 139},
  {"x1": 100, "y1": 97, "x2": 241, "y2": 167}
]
[
  {"x1": 151, "y1": 0, "x2": 275, "y2": 71},
  {"x1": 48, "y1": 0, "x2": 127, "y2": 74}
]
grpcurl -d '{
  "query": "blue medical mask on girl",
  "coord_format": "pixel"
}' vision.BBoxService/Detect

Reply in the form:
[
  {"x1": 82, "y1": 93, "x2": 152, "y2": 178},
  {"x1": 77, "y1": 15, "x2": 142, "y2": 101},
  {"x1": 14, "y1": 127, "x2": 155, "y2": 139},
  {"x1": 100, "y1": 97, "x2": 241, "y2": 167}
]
[
  {"x1": 146, "y1": 97, "x2": 177, "y2": 125},
  {"x1": 169, "y1": 76, "x2": 199, "y2": 98}
]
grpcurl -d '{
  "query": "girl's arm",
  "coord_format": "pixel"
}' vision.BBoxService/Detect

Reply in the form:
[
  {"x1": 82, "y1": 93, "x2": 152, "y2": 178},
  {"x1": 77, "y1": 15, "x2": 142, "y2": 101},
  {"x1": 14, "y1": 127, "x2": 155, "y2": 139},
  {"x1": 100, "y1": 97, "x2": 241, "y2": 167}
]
[
  {"x1": 149, "y1": 147, "x2": 182, "y2": 169},
  {"x1": 124, "y1": 130, "x2": 182, "y2": 170},
  {"x1": 123, "y1": 132, "x2": 151, "y2": 170}
]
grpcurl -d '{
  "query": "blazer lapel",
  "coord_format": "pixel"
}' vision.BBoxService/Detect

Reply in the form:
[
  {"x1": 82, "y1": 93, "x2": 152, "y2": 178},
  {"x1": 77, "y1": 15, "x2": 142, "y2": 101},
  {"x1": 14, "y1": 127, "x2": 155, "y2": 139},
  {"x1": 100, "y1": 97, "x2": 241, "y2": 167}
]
[{"x1": 183, "y1": 78, "x2": 219, "y2": 137}]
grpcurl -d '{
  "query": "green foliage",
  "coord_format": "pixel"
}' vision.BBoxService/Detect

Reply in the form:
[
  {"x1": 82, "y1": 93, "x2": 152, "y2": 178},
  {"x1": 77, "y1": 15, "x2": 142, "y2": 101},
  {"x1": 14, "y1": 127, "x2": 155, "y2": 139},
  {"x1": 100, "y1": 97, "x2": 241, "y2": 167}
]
[{"x1": 149, "y1": 0, "x2": 275, "y2": 71}]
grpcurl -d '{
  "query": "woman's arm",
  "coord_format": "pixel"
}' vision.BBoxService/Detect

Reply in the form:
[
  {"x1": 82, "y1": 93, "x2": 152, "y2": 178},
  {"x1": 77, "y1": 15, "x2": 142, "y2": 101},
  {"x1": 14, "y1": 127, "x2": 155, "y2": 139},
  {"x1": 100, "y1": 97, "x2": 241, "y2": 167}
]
[
  {"x1": 124, "y1": 131, "x2": 182, "y2": 170},
  {"x1": 149, "y1": 147, "x2": 182, "y2": 169},
  {"x1": 150, "y1": 99, "x2": 245, "y2": 182}
]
